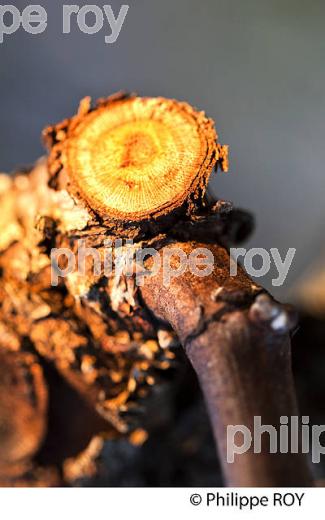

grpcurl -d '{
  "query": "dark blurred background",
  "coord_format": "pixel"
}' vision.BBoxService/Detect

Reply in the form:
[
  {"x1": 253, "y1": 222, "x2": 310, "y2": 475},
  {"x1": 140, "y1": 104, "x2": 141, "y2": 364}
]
[{"x1": 0, "y1": 0, "x2": 324, "y2": 299}]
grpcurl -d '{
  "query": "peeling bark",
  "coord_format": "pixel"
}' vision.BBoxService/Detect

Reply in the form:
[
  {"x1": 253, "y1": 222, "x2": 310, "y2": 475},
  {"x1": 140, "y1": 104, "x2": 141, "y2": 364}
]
[{"x1": 0, "y1": 94, "x2": 312, "y2": 486}]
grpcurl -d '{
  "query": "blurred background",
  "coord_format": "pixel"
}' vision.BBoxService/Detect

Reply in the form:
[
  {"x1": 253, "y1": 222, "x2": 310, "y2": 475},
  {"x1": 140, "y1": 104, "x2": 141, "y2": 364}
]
[{"x1": 0, "y1": 0, "x2": 324, "y2": 300}]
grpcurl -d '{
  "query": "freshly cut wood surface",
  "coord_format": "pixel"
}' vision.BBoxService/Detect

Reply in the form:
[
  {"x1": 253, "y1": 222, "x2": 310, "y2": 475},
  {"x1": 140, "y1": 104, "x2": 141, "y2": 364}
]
[{"x1": 45, "y1": 95, "x2": 228, "y2": 223}]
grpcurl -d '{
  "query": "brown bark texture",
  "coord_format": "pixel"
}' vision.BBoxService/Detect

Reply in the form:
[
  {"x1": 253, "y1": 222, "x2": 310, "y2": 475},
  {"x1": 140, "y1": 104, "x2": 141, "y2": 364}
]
[{"x1": 0, "y1": 94, "x2": 312, "y2": 486}]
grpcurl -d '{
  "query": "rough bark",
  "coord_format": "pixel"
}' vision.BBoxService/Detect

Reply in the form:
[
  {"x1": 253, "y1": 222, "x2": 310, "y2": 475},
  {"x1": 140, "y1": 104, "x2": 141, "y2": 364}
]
[
  {"x1": 140, "y1": 242, "x2": 313, "y2": 486},
  {"x1": 0, "y1": 94, "x2": 313, "y2": 486}
]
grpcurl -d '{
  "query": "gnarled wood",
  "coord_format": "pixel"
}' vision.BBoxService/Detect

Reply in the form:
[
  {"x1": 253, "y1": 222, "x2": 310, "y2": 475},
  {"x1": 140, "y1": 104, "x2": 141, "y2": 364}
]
[
  {"x1": 140, "y1": 242, "x2": 313, "y2": 486},
  {"x1": 0, "y1": 94, "x2": 312, "y2": 487}
]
